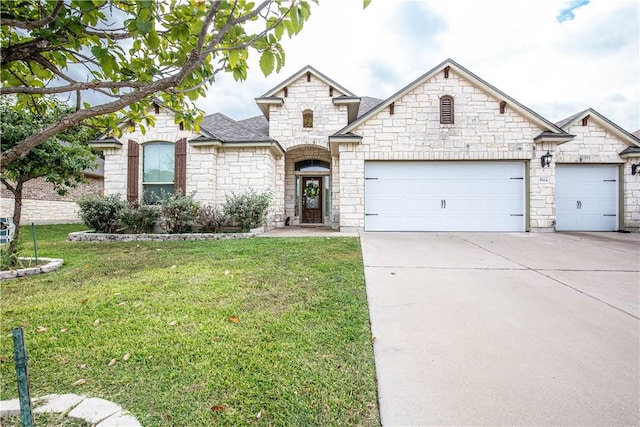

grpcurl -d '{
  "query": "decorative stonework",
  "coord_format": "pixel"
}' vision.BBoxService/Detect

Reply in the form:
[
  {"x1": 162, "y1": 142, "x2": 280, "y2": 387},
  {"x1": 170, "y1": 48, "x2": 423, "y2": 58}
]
[
  {"x1": 67, "y1": 227, "x2": 265, "y2": 243},
  {"x1": 0, "y1": 257, "x2": 64, "y2": 280}
]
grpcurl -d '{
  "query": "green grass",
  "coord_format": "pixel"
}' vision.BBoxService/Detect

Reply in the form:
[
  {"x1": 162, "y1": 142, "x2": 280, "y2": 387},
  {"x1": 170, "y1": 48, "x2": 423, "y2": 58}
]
[
  {"x1": 2, "y1": 412, "x2": 90, "y2": 426},
  {"x1": 1, "y1": 225, "x2": 380, "y2": 426}
]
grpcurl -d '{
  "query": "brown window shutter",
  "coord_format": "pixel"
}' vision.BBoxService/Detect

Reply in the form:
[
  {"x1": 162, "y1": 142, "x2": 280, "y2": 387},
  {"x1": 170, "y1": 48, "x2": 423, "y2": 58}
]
[
  {"x1": 174, "y1": 138, "x2": 187, "y2": 195},
  {"x1": 440, "y1": 96, "x2": 454, "y2": 124},
  {"x1": 127, "y1": 140, "x2": 139, "y2": 203}
]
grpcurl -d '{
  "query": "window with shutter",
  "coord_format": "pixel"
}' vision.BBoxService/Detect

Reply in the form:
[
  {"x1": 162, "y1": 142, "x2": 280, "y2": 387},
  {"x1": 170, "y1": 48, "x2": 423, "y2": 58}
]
[
  {"x1": 142, "y1": 142, "x2": 175, "y2": 204},
  {"x1": 440, "y1": 95, "x2": 454, "y2": 124},
  {"x1": 174, "y1": 138, "x2": 187, "y2": 195},
  {"x1": 127, "y1": 140, "x2": 140, "y2": 203}
]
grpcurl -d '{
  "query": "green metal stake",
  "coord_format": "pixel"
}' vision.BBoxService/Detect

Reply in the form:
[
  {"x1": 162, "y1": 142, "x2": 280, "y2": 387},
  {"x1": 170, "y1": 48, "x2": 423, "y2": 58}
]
[
  {"x1": 31, "y1": 222, "x2": 38, "y2": 265},
  {"x1": 12, "y1": 327, "x2": 33, "y2": 427}
]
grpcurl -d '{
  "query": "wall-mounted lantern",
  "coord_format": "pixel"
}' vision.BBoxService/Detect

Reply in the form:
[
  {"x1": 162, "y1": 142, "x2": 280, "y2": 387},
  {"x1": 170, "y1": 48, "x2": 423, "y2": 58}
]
[
  {"x1": 632, "y1": 163, "x2": 640, "y2": 176},
  {"x1": 541, "y1": 151, "x2": 553, "y2": 168}
]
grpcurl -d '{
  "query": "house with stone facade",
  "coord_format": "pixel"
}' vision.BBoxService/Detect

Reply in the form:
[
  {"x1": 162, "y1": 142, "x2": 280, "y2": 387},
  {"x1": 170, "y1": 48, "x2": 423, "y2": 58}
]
[
  {"x1": 90, "y1": 59, "x2": 640, "y2": 232},
  {"x1": 0, "y1": 158, "x2": 104, "y2": 224}
]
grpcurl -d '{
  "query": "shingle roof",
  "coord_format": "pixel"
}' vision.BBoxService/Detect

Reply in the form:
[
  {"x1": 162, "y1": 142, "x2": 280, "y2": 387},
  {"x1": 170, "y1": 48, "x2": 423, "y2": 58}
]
[
  {"x1": 555, "y1": 110, "x2": 586, "y2": 129},
  {"x1": 357, "y1": 96, "x2": 383, "y2": 118},
  {"x1": 199, "y1": 113, "x2": 273, "y2": 143},
  {"x1": 237, "y1": 115, "x2": 269, "y2": 137},
  {"x1": 555, "y1": 108, "x2": 640, "y2": 147},
  {"x1": 620, "y1": 146, "x2": 640, "y2": 155}
]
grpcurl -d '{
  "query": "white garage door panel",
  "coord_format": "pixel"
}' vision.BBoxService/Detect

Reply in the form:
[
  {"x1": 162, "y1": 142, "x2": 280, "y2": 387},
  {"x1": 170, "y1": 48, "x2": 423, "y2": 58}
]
[
  {"x1": 556, "y1": 165, "x2": 618, "y2": 231},
  {"x1": 365, "y1": 162, "x2": 525, "y2": 231}
]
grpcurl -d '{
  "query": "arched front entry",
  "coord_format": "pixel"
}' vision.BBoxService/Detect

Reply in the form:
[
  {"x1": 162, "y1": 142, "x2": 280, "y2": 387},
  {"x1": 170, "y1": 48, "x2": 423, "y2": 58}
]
[{"x1": 285, "y1": 146, "x2": 331, "y2": 225}]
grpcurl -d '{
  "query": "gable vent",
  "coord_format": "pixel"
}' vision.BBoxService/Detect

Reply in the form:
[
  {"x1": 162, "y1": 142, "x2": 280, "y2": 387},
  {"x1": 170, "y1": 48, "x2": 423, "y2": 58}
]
[{"x1": 440, "y1": 95, "x2": 454, "y2": 124}]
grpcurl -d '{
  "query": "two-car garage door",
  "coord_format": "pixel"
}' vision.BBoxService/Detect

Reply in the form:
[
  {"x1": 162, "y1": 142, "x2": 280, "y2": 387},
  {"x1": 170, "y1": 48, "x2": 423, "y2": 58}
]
[{"x1": 364, "y1": 162, "x2": 525, "y2": 231}]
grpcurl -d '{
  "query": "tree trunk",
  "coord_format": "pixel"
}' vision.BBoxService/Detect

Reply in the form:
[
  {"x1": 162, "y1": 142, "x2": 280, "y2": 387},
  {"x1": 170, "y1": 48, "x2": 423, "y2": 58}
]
[{"x1": 7, "y1": 181, "x2": 23, "y2": 264}]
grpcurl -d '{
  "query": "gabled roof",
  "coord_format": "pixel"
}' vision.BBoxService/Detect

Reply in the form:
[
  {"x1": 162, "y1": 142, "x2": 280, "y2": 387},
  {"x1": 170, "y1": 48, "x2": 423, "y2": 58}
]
[
  {"x1": 199, "y1": 113, "x2": 273, "y2": 143},
  {"x1": 258, "y1": 65, "x2": 355, "y2": 98},
  {"x1": 555, "y1": 108, "x2": 640, "y2": 148},
  {"x1": 334, "y1": 58, "x2": 569, "y2": 138},
  {"x1": 255, "y1": 65, "x2": 357, "y2": 120}
]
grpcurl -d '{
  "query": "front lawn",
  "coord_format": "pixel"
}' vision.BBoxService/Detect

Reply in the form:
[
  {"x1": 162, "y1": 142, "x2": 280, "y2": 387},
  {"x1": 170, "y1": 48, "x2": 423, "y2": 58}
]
[{"x1": 0, "y1": 225, "x2": 380, "y2": 426}]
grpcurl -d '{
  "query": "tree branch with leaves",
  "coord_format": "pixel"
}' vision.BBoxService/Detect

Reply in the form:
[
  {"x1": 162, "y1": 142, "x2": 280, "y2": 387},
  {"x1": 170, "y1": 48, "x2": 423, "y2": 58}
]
[
  {"x1": 1, "y1": 0, "x2": 317, "y2": 171},
  {"x1": 0, "y1": 96, "x2": 99, "y2": 263}
]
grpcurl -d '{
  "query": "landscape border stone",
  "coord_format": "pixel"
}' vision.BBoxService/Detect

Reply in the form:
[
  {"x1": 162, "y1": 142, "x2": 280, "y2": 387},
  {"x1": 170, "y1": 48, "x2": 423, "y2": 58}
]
[
  {"x1": 0, "y1": 258, "x2": 64, "y2": 281},
  {"x1": 68, "y1": 226, "x2": 265, "y2": 242},
  {"x1": 0, "y1": 394, "x2": 141, "y2": 426}
]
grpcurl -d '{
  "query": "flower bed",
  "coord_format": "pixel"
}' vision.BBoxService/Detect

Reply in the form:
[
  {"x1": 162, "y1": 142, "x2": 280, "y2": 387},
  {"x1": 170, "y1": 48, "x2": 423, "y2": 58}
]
[{"x1": 67, "y1": 226, "x2": 265, "y2": 243}]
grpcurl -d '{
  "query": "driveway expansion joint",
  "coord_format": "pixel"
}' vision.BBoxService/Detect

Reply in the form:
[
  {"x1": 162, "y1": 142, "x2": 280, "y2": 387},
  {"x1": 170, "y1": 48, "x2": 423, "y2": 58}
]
[{"x1": 452, "y1": 234, "x2": 639, "y2": 319}]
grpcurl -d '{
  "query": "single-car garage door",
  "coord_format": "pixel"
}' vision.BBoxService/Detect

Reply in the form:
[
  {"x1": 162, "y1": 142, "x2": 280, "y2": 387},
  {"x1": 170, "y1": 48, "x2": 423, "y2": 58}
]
[
  {"x1": 556, "y1": 164, "x2": 618, "y2": 231},
  {"x1": 364, "y1": 161, "x2": 526, "y2": 231}
]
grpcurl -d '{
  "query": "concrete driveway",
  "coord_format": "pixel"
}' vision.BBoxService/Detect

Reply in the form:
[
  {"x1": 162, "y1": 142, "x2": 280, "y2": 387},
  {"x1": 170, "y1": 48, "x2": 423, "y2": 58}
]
[{"x1": 361, "y1": 232, "x2": 639, "y2": 426}]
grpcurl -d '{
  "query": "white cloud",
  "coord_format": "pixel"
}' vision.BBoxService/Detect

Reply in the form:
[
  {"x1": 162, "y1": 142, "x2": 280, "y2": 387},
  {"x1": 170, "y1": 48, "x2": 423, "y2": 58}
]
[{"x1": 196, "y1": 0, "x2": 639, "y2": 132}]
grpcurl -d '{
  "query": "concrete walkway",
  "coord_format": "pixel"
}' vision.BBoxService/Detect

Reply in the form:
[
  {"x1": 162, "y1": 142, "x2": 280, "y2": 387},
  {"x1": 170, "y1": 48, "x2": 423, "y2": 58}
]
[
  {"x1": 259, "y1": 225, "x2": 359, "y2": 238},
  {"x1": 361, "y1": 232, "x2": 639, "y2": 426},
  {"x1": 0, "y1": 394, "x2": 141, "y2": 426}
]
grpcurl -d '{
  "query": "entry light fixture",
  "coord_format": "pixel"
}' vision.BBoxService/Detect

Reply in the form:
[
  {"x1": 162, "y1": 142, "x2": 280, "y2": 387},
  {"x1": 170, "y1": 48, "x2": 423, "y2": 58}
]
[
  {"x1": 632, "y1": 163, "x2": 640, "y2": 176},
  {"x1": 541, "y1": 151, "x2": 553, "y2": 168}
]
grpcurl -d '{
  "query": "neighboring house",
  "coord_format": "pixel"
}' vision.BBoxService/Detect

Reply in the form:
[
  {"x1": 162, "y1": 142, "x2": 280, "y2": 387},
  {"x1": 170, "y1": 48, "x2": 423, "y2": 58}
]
[
  {"x1": 90, "y1": 59, "x2": 640, "y2": 232},
  {"x1": 0, "y1": 157, "x2": 104, "y2": 224}
]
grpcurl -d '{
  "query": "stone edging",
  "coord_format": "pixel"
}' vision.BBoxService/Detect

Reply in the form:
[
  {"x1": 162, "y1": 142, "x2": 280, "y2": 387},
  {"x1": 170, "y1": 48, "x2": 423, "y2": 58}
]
[
  {"x1": 0, "y1": 258, "x2": 63, "y2": 281},
  {"x1": 68, "y1": 226, "x2": 265, "y2": 242},
  {"x1": 0, "y1": 394, "x2": 141, "y2": 426}
]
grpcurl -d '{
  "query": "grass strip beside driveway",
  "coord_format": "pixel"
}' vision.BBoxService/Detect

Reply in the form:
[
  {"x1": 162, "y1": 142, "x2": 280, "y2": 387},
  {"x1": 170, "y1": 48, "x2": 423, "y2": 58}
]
[{"x1": 1, "y1": 225, "x2": 380, "y2": 426}]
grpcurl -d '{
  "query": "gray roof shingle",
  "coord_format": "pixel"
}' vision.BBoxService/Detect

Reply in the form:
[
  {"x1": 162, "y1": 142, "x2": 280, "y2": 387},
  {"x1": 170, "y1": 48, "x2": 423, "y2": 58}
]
[
  {"x1": 237, "y1": 115, "x2": 269, "y2": 137},
  {"x1": 357, "y1": 96, "x2": 383, "y2": 118},
  {"x1": 199, "y1": 113, "x2": 273, "y2": 143}
]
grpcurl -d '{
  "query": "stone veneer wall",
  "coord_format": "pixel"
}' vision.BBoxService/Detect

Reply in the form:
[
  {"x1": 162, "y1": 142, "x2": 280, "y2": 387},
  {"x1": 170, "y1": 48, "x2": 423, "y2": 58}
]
[
  {"x1": 558, "y1": 119, "x2": 640, "y2": 230},
  {"x1": 337, "y1": 69, "x2": 545, "y2": 231},
  {"x1": 1, "y1": 176, "x2": 103, "y2": 224},
  {"x1": 623, "y1": 158, "x2": 640, "y2": 230},
  {"x1": 102, "y1": 110, "x2": 280, "y2": 224},
  {"x1": 266, "y1": 72, "x2": 350, "y2": 224},
  {"x1": 101, "y1": 109, "x2": 199, "y2": 200},
  {"x1": 214, "y1": 147, "x2": 276, "y2": 206},
  {"x1": 283, "y1": 145, "x2": 331, "y2": 224},
  {"x1": 268, "y1": 73, "x2": 349, "y2": 152}
]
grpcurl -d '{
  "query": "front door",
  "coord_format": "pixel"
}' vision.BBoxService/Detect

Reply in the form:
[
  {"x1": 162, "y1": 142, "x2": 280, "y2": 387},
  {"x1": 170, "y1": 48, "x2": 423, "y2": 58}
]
[{"x1": 301, "y1": 177, "x2": 323, "y2": 224}]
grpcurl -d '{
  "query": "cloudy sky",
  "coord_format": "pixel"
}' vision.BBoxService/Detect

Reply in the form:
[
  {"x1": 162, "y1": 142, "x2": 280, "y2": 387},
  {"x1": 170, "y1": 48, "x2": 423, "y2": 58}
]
[{"x1": 196, "y1": 0, "x2": 639, "y2": 132}]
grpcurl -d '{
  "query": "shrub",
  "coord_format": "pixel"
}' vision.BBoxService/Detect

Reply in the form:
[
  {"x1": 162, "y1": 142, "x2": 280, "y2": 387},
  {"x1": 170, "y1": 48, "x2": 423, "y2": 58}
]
[
  {"x1": 195, "y1": 204, "x2": 226, "y2": 233},
  {"x1": 223, "y1": 190, "x2": 272, "y2": 232},
  {"x1": 77, "y1": 194, "x2": 127, "y2": 233},
  {"x1": 158, "y1": 192, "x2": 200, "y2": 234},
  {"x1": 118, "y1": 203, "x2": 159, "y2": 234}
]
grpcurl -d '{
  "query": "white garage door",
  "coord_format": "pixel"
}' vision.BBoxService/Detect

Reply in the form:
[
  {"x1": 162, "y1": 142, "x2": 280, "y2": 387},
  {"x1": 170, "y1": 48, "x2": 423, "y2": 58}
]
[
  {"x1": 556, "y1": 165, "x2": 618, "y2": 231},
  {"x1": 364, "y1": 162, "x2": 526, "y2": 231}
]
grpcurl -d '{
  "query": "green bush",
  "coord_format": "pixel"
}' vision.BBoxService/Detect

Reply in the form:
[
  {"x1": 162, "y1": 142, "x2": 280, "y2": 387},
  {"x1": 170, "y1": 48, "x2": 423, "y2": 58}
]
[
  {"x1": 77, "y1": 194, "x2": 127, "y2": 233},
  {"x1": 195, "y1": 204, "x2": 226, "y2": 233},
  {"x1": 223, "y1": 190, "x2": 272, "y2": 232},
  {"x1": 118, "y1": 203, "x2": 159, "y2": 234},
  {"x1": 158, "y1": 192, "x2": 200, "y2": 234}
]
